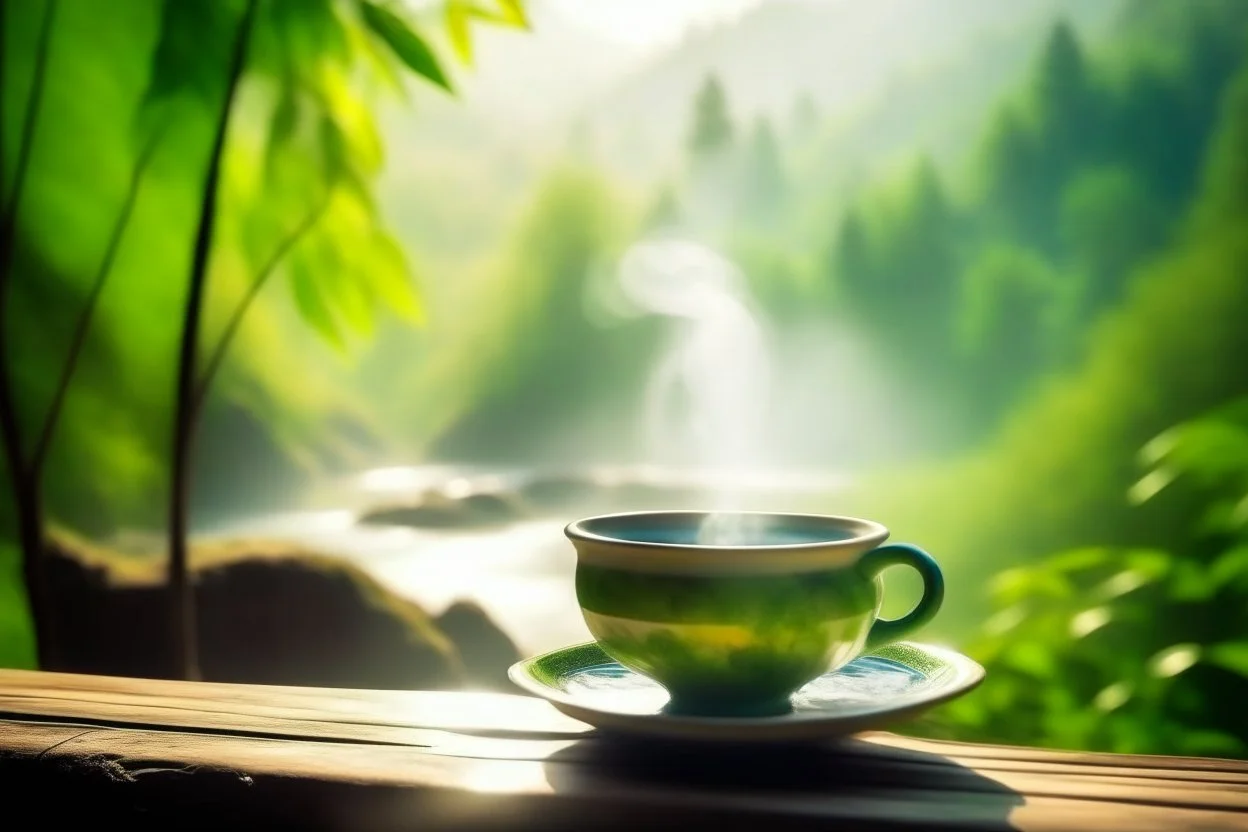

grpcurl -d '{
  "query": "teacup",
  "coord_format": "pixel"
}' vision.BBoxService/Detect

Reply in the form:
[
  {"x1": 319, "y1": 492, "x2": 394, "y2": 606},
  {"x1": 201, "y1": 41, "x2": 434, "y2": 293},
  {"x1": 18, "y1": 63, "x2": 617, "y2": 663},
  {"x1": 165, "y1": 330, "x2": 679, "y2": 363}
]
[{"x1": 567, "y1": 510, "x2": 944, "y2": 717}]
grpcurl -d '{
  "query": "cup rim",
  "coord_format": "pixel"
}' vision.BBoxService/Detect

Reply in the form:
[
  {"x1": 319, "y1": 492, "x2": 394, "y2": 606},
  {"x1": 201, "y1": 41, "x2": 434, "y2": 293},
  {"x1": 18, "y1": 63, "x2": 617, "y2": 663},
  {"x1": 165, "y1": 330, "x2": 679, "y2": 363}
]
[{"x1": 565, "y1": 510, "x2": 889, "y2": 552}]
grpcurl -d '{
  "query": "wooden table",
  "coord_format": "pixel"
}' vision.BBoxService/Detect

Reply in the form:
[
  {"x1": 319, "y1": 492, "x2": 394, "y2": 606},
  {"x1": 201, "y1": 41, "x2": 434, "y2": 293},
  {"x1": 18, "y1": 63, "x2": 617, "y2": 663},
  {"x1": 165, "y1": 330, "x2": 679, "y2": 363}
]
[{"x1": 0, "y1": 669, "x2": 1245, "y2": 830}]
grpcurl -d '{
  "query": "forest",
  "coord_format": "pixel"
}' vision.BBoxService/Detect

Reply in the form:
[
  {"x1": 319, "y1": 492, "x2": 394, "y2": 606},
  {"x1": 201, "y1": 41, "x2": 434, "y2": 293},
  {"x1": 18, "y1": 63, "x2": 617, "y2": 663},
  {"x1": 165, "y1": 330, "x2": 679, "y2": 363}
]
[{"x1": 2, "y1": 0, "x2": 1247, "y2": 757}]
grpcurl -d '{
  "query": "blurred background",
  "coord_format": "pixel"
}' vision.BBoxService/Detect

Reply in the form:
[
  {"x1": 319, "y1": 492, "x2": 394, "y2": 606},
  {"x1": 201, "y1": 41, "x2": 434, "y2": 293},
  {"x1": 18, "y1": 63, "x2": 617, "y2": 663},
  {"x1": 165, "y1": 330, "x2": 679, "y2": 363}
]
[{"x1": 3, "y1": 0, "x2": 1248, "y2": 757}]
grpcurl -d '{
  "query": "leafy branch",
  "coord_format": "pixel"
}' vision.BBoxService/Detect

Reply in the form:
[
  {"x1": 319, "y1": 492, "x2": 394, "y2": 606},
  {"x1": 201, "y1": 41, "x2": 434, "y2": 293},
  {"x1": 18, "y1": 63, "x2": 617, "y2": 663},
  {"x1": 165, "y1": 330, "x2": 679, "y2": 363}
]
[{"x1": 193, "y1": 187, "x2": 332, "y2": 414}]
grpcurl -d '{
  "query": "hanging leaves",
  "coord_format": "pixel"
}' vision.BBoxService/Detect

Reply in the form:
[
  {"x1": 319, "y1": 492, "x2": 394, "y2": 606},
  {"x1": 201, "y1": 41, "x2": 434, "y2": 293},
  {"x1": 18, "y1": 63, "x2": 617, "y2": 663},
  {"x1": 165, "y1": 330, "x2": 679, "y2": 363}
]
[
  {"x1": 444, "y1": 0, "x2": 530, "y2": 66},
  {"x1": 357, "y1": 1, "x2": 452, "y2": 92},
  {"x1": 208, "y1": 0, "x2": 528, "y2": 357}
]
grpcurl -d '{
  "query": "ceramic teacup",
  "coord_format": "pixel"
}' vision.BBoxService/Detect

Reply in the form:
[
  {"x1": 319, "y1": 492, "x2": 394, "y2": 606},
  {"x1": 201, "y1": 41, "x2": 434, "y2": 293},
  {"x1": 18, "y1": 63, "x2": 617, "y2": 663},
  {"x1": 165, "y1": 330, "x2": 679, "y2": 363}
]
[{"x1": 567, "y1": 510, "x2": 944, "y2": 717}]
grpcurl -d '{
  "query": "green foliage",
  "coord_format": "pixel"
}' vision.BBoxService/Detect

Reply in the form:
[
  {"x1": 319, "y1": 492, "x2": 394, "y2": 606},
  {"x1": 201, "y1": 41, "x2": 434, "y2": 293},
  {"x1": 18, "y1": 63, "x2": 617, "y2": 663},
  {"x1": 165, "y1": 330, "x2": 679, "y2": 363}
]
[
  {"x1": 358, "y1": 1, "x2": 452, "y2": 92},
  {"x1": 1058, "y1": 166, "x2": 1166, "y2": 321},
  {"x1": 444, "y1": 0, "x2": 529, "y2": 65},
  {"x1": 912, "y1": 401, "x2": 1248, "y2": 757},
  {"x1": 831, "y1": 157, "x2": 962, "y2": 412},
  {"x1": 957, "y1": 244, "x2": 1065, "y2": 412},
  {"x1": 687, "y1": 74, "x2": 734, "y2": 159},
  {"x1": 818, "y1": 3, "x2": 1248, "y2": 440},
  {"x1": 0, "y1": 0, "x2": 529, "y2": 665}
]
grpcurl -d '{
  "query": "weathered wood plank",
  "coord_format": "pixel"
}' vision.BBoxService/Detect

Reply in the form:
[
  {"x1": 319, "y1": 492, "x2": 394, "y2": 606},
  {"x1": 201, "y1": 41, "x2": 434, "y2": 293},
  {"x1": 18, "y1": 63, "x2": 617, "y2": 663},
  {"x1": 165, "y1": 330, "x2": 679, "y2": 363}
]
[
  {"x1": 0, "y1": 668, "x2": 587, "y2": 735},
  {"x1": 2, "y1": 669, "x2": 1248, "y2": 830},
  {"x1": 5, "y1": 720, "x2": 1245, "y2": 831}
]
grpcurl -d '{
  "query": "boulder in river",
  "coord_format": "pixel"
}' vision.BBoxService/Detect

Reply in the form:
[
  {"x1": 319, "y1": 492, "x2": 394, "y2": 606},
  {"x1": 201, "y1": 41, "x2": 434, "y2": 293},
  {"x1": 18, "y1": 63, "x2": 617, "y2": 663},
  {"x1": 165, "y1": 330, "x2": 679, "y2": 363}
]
[
  {"x1": 40, "y1": 532, "x2": 525, "y2": 691},
  {"x1": 358, "y1": 489, "x2": 529, "y2": 529},
  {"x1": 434, "y1": 600, "x2": 522, "y2": 691}
]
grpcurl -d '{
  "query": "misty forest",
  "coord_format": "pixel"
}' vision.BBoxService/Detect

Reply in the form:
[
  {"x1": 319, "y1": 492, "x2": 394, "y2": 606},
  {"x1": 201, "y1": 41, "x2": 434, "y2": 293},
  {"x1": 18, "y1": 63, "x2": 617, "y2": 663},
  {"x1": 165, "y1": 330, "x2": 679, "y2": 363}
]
[{"x1": 3, "y1": 0, "x2": 1248, "y2": 758}]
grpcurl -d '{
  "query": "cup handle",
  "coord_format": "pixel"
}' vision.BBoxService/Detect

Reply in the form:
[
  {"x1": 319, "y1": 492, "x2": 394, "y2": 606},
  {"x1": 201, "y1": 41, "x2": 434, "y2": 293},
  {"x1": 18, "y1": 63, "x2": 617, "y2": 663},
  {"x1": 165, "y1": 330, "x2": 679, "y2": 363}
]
[{"x1": 859, "y1": 543, "x2": 945, "y2": 651}]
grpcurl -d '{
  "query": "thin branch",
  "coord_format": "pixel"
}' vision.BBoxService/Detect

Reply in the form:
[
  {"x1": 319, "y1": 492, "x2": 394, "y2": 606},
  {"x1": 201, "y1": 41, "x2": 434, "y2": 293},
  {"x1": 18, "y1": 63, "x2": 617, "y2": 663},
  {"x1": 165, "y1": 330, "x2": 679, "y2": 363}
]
[
  {"x1": 2, "y1": 0, "x2": 8, "y2": 213},
  {"x1": 0, "y1": 0, "x2": 57, "y2": 276},
  {"x1": 0, "y1": 0, "x2": 58, "y2": 671},
  {"x1": 193, "y1": 189, "x2": 331, "y2": 413},
  {"x1": 29, "y1": 125, "x2": 166, "y2": 476},
  {"x1": 167, "y1": 0, "x2": 259, "y2": 681}
]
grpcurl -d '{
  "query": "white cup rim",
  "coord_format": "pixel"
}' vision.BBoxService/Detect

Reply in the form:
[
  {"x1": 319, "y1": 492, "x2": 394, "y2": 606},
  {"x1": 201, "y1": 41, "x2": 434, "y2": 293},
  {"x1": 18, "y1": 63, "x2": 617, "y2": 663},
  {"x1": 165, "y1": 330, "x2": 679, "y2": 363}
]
[{"x1": 565, "y1": 510, "x2": 890, "y2": 553}]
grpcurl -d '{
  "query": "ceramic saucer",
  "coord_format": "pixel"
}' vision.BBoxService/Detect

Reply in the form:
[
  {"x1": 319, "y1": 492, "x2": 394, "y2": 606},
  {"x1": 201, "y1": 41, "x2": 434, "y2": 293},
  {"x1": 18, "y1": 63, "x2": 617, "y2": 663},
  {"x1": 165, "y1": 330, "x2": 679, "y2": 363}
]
[{"x1": 509, "y1": 641, "x2": 984, "y2": 742}]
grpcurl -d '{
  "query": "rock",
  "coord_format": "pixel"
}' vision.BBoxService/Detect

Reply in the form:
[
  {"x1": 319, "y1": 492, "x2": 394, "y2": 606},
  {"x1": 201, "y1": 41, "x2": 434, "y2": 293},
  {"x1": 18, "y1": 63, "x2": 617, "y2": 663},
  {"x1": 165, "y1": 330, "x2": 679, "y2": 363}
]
[
  {"x1": 358, "y1": 489, "x2": 528, "y2": 529},
  {"x1": 43, "y1": 536, "x2": 468, "y2": 690},
  {"x1": 433, "y1": 600, "x2": 523, "y2": 691},
  {"x1": 195, "y1": 556, "x2": 464, "y2": 690},
  {"x1": 517, "y1": 473, "x2": 601, "y2": 513}
]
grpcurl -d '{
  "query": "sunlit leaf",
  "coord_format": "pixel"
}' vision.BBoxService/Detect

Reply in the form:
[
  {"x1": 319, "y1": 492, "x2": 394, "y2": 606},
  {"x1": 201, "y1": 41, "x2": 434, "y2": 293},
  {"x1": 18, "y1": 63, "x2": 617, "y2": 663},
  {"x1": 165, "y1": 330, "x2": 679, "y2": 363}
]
[
  {"x1": 445, "y1": 1, "x2": 474, "y2": 64},
  {"x1": 1205, "y1": 642, "x2": 1248, "y2": 678},
  {"x1": 309, "y1": 220, "x2": 376, "y2": 338},
  {"x1": 496, "y1": 0, "x2": 529, "y2": 28},
  {"x1": 1093, "y1": 680, "x2": 1132, "y2": 712},
  {"x1": 358, "y1": 1, "x2": 452, "y2": 92},
  {"x1": 316, "y1": 66, "x2": 383, "y2": 172},
  {"x1": 1146, "y1": 416, "x2": 1248, "y2": 487},
  {"x1": 454, "y1": 0, "x2": 530, "y2": 34},
  {"x1": 331, "y1": 273, "x2": 376, "y2": 336},
  {"x1": 367, "y1": 233, "x2": 423, "y2": 323},
  {"x1": 1069, "y1": 606, "x2": 1111, "y2": 638},
  {"x1": 1095, "y1": 567, "x2": 1155, "y2": 600},
  {"x1": 1127, "y1": 466, "x2": 1175, "y2": 504},
  {"x1": 290, "y1": 259, "x2": 345, "y2": 350},
  {"x1": 1148, "y1": 644, "x2": 1200, "y2": 678}
]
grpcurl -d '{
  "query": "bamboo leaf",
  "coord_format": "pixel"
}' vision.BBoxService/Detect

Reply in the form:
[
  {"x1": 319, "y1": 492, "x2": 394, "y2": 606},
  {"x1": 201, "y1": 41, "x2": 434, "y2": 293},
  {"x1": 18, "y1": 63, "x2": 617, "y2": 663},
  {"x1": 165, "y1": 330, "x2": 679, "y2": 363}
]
[
  {"x1": 446, "y1": 2, "x2": 474, "y2": 64},
  {"x1": 290, "y1": 259, "x2": 345, "y2": 350},
  {"x1": 496, "y1": 0, "x2": 529, "y2": 28},
  {"x1": 266, "y1": 86, "x2": 300, "y2": 172},
  {"x1": 468, "y1": 0, "x2": 529, "y2": 29},
  {"x1": 368, "y1": 232, "x2": 423, "y2": 323},
  {"x1": 358, "y1": 1, "x2": 452, "y2": 92}
]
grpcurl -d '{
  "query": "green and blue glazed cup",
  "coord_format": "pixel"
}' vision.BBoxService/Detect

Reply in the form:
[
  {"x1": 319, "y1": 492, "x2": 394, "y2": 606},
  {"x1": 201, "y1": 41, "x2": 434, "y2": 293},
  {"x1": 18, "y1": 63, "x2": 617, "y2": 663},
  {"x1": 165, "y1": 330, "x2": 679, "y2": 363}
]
[{"x1": 568, "y1": 510, "x2": 944, "y2": 717}]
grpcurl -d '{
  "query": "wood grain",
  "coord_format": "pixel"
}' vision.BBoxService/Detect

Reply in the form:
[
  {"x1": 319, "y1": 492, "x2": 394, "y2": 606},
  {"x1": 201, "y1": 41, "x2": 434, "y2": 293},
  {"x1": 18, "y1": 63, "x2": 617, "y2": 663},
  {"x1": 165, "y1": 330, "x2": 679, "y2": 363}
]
[{"x1": 1, "y1": 669, "x2": 1246, "y2": 831}]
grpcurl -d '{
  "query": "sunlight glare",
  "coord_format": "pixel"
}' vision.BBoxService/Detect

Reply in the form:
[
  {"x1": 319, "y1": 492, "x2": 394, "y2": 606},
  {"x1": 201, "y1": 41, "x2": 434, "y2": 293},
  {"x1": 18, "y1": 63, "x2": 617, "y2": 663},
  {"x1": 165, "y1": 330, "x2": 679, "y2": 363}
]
[{"x1": 460, "y1": 760, "x2": 552, "y2": 794}]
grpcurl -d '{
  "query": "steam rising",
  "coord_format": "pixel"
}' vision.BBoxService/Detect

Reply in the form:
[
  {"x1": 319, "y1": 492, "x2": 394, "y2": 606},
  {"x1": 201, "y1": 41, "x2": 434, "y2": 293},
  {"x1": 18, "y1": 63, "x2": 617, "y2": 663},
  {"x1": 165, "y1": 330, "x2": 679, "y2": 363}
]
[{"x1": 615, "y1": 239, "x2": 772, "y2": 545}]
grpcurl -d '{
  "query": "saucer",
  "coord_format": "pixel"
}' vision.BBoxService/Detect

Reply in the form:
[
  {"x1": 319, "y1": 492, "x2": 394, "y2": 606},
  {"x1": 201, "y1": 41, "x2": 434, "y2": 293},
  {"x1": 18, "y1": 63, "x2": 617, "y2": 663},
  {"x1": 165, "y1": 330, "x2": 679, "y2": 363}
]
[{"x1": 508, "y1": 641, "x2": 984, "y2": 742}]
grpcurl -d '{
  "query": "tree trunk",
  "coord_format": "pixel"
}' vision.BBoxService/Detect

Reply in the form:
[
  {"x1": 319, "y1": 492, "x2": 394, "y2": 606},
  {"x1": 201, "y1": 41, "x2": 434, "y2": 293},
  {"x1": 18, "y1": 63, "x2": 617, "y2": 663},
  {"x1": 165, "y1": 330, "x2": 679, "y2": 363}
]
[
  {"x1": 166, "y1": 0, "x2": 257, "y2": 681},
  {"x1": 13, "y1": 471, "x2": 53, "y2": 667},
  {"x1": 0, "y1": 374, "x2": 55, "y2": 669},
  {"x1": 0, "y1": 0, "x2": 60, "y2": 670}
]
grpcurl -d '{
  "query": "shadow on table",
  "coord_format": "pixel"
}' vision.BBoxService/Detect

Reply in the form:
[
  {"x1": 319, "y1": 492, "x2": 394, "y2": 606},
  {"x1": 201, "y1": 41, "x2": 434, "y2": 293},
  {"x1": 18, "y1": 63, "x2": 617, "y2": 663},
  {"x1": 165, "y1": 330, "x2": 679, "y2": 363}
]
[{"x1": 541, "y1": 734, "x2": 1024, "y2": 830}]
